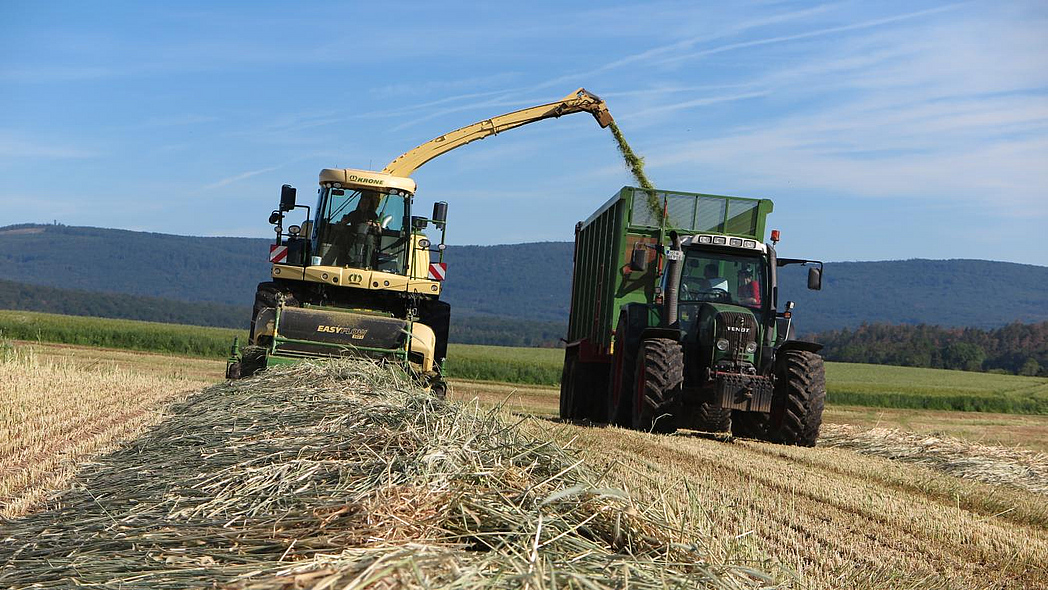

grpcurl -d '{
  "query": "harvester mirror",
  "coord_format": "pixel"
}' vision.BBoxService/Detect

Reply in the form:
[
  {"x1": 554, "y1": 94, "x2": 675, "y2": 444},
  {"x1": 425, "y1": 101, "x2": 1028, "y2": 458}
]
[
  {"x1": 268, "y1": 211, "x2": 281, "y2": 225},
  {"x1": 785, "y1": 300, "x2": 795, "y2": 311},
  {"x1": 432, "y1": 201, "x2": 448, "y2": 224},
  {"x1": 629, "y1": 247, "x2": 648, "y2": 272},
  {"x1": 807, "y1": 266, "x2": 822, "y2": 290},
  {"x1": 412, "y1": 216, "x2": 428, "y2": 229},
  {"x1": 279, "y1": 184, "x2": 297, "y2": 212}
]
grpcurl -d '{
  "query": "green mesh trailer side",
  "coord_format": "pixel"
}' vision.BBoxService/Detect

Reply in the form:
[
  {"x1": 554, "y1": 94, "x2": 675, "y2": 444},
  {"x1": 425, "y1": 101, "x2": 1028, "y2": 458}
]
[{"x1": 566, "y1": 187, "x2": 773, "y2": 353}]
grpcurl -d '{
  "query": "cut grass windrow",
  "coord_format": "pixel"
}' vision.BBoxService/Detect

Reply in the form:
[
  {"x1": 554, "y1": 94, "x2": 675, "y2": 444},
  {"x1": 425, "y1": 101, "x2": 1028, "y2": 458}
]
[{"x1": 0, "y1": 359, "x2": 773, "y2": 589}]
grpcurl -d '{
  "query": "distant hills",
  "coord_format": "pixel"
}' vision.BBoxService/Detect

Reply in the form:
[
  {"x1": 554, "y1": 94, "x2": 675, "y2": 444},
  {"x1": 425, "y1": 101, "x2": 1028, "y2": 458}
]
[{"x1": 3, "y1": 223, "x2": 1047, "y2": 336}]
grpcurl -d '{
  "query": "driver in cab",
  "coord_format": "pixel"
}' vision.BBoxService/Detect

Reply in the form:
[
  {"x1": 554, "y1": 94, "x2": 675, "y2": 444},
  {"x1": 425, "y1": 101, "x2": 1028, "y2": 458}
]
[{"x1": 337, "y1": 191, "x2": 382, "y2": 268}]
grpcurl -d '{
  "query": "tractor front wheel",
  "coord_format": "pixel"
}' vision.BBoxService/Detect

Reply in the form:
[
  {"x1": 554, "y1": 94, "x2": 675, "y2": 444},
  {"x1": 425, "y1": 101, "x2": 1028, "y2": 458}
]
[
  {"x1": 631, "y1": 338, "x2": 683, "y2": 433},
  {"x1": 731, "y1": 350, "x2": 826, "y2": 446}
]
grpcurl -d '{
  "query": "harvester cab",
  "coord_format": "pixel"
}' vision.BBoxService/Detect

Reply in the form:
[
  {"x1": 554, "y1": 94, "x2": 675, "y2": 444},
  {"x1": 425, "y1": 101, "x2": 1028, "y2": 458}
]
[
  {"x1": 227, "y1": 88, "x2": 614, "y2": 392},
  {"x1": 561, "y1": 187, "x2": 828, "y2": 446}
]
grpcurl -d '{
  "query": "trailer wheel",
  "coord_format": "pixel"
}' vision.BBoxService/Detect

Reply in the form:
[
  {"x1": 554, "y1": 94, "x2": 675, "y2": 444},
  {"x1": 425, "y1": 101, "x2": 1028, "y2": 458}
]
[
  {"x1": 559, "y1": 355, "x2": 577, "y2": 420},
  {"x1": 694, "y1": 402, "x2": 732, "y2": 433},
  {"x1": 631, "y1": 338, "x2": 683, "y2": 433},
  {"x1": 606, "y1": 317, "x2": 633, "y2": 427},
  {"x1": 731, "y1": 350, "x2": 826, "y2": 446}
]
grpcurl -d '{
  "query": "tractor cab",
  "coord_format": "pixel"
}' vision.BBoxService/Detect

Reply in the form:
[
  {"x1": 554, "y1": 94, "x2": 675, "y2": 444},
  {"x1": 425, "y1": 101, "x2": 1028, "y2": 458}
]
[{"x1": 675, "y1": 238, "x2": 771, "y2": 334}]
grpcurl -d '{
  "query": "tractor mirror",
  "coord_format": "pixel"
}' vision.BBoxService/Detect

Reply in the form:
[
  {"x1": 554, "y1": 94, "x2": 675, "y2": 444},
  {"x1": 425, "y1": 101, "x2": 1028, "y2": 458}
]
[
  {"x1": 432, "y1": 201, "x2": 448, "y2": 224},
  {"x1": 629, "y1": 247, "x2": 648, "y2": 272},
  {"x1": 785, "y1": 300, "x2": 795, "y2": 311},
  {"x1": 807, "y1": 266, "x2": 822, "y2": 290},
  {"x1": 279, "y1": 184, "x2": 297, "y2": 212}
]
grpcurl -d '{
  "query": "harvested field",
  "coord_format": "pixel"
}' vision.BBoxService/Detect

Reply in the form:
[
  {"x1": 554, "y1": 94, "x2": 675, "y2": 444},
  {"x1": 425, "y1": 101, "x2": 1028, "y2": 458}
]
[
  {"x1": 0, "y1": 348, "x2": 204, "y2": 517},
  {"x1": 0, "y1": 360, "x2": 772, "y2": 589},
  {"x1": 4, "y1": 343, "x2": 1048, "y2": 588}
]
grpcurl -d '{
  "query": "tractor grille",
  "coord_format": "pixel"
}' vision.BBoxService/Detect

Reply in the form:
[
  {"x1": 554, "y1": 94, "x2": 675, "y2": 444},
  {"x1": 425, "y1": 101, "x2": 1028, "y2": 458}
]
[{"x1": 715, "y1": 311, "x2": 758, "y2": 358}]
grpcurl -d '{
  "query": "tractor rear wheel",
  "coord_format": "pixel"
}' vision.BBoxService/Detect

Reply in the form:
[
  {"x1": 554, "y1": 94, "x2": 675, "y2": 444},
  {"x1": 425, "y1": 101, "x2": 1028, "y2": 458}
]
[
  {"x1": 694, "y1": 402, "x2": 732, "y2": 433},
  {"x1": 631, "y1": 338, "x2": 683, "y2": 433},
  {"x1": 731, "y1": 350, "x2": 826, "y2": 446}
]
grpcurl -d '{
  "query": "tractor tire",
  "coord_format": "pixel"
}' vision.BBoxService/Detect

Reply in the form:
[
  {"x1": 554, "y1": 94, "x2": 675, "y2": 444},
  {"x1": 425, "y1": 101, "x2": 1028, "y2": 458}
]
[
  {"x1": 631, "y1": 338, "x2": 683, "y2": 434},
  {"x1": 772, "y1": 350, "x2": 826, "y2": 446},
  {"x1": 239, "y1": 345, "x2": 268, "y2": 378},
  {"x1": 694, "y1": 402, "x2": 732, "y2": 433},
  {"x1": 606, "y1": 317, "x2": 634, "y2": 427},
  {"x1": 731, "y1": 350, "x2": 826, "y2": 446}
]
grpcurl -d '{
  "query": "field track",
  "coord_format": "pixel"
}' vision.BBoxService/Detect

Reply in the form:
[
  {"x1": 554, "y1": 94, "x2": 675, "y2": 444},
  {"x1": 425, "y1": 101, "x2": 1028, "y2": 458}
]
[{"x1": 3, "y1": 342, "x2": 1048, "y2": 588}]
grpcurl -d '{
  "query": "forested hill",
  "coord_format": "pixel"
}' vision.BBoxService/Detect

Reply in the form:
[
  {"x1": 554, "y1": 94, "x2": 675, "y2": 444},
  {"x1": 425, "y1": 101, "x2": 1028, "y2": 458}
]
[{"x1": 2, "y1": 223, "x2": 1047, "y2": 332}]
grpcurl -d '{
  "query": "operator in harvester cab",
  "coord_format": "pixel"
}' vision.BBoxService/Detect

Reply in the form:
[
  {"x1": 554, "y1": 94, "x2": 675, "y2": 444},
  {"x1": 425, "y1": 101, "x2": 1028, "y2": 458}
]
[
  {"x1": 737, "y1": 266, "x2": 761, "y2": 307},
  {"x1": 337, "y1": 191, "x2": 382, "y2": 269}
]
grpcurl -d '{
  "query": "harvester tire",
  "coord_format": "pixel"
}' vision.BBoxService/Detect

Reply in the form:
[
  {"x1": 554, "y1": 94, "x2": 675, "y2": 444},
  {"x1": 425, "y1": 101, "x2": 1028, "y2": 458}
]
[
  {"x1": 606, "y1": 317, "x2": 634, "y2": 427},
  {"x1": 631, "y1": 338, "x2": 683, "y2": 434},
  {"x1": 250, "y1": 282, "x2": 298, "y2": 343},
  {"x1": 239, "y1": 345, "x2": 268, "y2": 378},
  {"x1": 731, "y1": 350, "x2": 826, "y2": 446},
  {"x1": 694, "y1": 402, "x2": 732, "y2": 433}
]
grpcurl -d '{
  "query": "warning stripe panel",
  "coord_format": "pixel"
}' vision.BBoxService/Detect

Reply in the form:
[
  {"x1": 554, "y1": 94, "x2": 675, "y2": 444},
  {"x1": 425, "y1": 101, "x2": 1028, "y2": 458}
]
[
  {"x1": 428, "y1": 262, "x2": 446, "y2": 281},
  {"x1": 269, "y1": 245, "x2": 288, "y2": 263}
]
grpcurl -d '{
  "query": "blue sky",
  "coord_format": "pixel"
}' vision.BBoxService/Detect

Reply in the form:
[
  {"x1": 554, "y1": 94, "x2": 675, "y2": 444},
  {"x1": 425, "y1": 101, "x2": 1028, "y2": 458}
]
[{"x1": 2, "y1": 1, "x2": 1046, "y2": 265}]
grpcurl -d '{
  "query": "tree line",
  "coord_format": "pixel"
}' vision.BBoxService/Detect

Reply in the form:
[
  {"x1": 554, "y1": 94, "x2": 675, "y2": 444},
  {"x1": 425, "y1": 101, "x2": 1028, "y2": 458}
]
[{"x1": 811, "y1": 321, "x2": 1048, "y2": 376}]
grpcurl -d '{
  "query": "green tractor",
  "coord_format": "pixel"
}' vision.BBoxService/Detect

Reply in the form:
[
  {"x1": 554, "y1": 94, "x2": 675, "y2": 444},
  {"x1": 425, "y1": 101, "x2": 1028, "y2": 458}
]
[{"x1": 560, "y1": 187, "x2": 826, "y2": 445}]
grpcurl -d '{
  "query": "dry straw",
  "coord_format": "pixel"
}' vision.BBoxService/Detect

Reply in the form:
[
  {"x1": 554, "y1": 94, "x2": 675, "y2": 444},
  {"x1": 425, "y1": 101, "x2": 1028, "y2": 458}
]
[
  {"x1": 0, "y1": 359, "x2": 772, "y2": 589},
  {"x1": 820, "y1": 424, "x2": 1048, "y2": 496}
]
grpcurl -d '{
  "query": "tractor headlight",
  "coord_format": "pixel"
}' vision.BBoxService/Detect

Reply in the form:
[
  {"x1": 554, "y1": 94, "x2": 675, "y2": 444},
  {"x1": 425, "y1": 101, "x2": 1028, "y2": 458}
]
[
  {"x1": 716, "y1": 338, "x2": 729, "y2": 351},
  {"x1": 745, "y1": 341, "x2": 758, "y2": 354}
]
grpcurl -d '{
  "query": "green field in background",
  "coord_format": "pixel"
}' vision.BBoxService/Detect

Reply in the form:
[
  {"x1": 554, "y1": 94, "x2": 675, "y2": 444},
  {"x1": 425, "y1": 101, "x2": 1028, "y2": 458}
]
[{"x1": 3, "y1": 310, "x2": 1046, "y2": 414}]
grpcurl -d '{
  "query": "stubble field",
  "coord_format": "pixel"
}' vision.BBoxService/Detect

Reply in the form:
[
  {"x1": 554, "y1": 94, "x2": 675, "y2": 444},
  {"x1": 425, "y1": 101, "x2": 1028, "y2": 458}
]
[{"x1": 2, "y1": 339, "x2": 1047, "y2": 588}]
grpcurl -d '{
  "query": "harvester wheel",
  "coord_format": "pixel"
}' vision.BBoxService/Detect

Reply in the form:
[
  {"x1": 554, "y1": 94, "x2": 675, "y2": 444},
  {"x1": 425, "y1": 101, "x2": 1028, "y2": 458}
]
[
  {"x1": 250, "y1": 282, "x2": 298, "y2": 342},
  {"x1": 239, "y1": 345, "x2": 268, "y2": 378},
  {"x1": 606, "y1": 317, "x2": 634, "y2": 427},
  {"x1": 694, "y1": 402, "x2": 732, "y2": 433},
  {"x1": 631, "y1": 338, "x2": 683, "y2": 433},
  {"x1": 731, "y1": 350, "x2": 826, "y2": 446}
]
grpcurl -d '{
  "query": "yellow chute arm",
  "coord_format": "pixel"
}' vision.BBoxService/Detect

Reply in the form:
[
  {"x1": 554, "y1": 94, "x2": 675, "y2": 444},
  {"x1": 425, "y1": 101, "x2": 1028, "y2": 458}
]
[{"x1": 382, "y1": 88, "x2": 614, "y2": 177}]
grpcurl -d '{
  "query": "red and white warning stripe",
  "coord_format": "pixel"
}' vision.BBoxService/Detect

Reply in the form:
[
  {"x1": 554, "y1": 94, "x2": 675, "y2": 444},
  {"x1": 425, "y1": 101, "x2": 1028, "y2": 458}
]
[
  {"x1": 428, "y1": 262, "x2": 447, "y2": 281},
  {"x1": 269, "y1": 244, "x2": 288, "y2": 263}
]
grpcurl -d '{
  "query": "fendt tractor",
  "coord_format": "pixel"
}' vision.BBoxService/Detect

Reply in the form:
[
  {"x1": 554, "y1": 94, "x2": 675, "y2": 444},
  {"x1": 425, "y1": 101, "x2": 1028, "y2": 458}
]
[
  {"x1": 560, "y1": 188, "x2": 827, "y2": 445},
  {"x1": 226, "y1": 89, "x2": 614, "y2": 394}
]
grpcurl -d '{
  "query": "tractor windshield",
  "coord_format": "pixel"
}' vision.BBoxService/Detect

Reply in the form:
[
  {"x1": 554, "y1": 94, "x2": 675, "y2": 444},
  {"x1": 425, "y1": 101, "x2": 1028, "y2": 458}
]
[
  {"x1": 312, "y1": 188, "x2": 411, "y2": 274},
  {"x1": 676, "y1": 249, "x2": 769, "y2": 328}
]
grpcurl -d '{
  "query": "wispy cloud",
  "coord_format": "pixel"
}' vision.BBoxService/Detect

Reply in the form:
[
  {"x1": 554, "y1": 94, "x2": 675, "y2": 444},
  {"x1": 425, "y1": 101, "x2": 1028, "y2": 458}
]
[
  {"x1": 202, "y1": 165, "x2": 282, "y2": 191},
  {"x1": 0, "y1": 133, "x2": 99, "y2": 159}
]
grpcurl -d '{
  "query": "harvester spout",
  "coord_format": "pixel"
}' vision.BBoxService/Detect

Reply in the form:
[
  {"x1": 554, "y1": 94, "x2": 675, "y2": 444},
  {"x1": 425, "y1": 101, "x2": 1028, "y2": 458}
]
[
  {"x1": 382, "y1": 87, "x2": 616, "y2": 177},
  {"x1": 561, "y1": 88, "x2": 614, "y2": 128}
]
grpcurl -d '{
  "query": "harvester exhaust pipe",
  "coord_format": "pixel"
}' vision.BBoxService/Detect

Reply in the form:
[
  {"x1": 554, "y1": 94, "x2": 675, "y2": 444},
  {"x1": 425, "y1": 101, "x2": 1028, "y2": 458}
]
[{"x1": 663, "y1": 231, "x2": 683, "y2": 328}]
